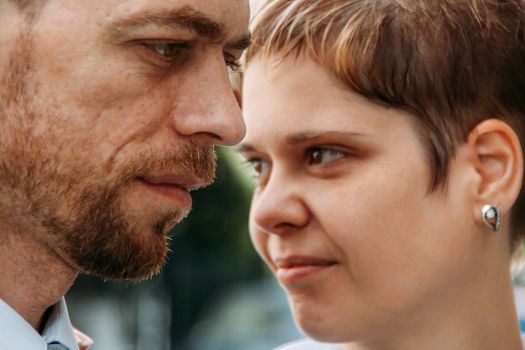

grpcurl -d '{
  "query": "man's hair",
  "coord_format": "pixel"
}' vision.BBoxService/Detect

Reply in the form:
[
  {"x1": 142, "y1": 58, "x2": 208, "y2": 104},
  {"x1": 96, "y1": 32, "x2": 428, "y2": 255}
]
[{"x1": 246, "y1": 0, "x2": 525, "y2": 246}]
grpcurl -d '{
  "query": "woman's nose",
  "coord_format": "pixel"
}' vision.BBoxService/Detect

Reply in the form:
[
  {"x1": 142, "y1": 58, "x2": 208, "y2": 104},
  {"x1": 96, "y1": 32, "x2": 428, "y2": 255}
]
[{"x1": 250, "y1": 176, "x2": 310, "y2": 236}]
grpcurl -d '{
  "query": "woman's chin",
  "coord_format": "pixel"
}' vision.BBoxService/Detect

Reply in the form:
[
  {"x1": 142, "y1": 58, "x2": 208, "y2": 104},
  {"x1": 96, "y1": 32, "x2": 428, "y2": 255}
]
[{"x1": 290, "y1": 300, "x2": 355, "y2": 344}]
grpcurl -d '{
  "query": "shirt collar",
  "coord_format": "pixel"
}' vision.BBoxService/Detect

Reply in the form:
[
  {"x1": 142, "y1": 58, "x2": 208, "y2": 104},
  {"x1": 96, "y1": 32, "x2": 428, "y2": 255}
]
[
  {"x1": 0, "y1": 298, "x2": 78, "y2": 350},
  {"x1": 41, "y1": 298, "x2": 78, "y2": 350}
]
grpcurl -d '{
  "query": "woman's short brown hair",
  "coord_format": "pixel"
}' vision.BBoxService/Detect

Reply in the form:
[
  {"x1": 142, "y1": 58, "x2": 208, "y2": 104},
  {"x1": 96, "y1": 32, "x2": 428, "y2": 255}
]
[{"x1": 246, "y1": 0, "x2": 525, "y2": 245}]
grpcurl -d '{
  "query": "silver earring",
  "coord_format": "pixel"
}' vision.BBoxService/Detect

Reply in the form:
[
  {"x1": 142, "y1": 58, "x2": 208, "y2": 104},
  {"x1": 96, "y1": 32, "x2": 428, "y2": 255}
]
[{"x1": 481, "y1": 204, "x2": 501, "y2": 232}]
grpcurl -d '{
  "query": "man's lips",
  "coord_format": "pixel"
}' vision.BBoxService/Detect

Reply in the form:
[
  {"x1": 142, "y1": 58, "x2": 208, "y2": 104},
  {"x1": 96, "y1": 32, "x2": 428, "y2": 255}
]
[
  {"x1": 138, "y1": 175, "x2": 206, "y2": 207},
  {"x1": 140, "y1": 174, "x2": 207, "y2": 191},
  {"x1": 274, "y1": 256, "x2": 338, "y2": 284}
]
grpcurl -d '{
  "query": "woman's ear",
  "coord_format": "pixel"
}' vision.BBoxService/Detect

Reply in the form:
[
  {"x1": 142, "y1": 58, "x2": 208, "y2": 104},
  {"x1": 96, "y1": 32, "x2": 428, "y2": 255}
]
[{"x1": 465, "y1": 119, "x2": 523, "y2": 215}]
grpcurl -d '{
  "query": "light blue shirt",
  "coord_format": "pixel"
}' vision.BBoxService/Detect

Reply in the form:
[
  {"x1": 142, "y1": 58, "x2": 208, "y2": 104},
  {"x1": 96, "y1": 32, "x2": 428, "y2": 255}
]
[
  {"x1": 276, "y1": 337, "x2": 525, "y2": 350},
  {"x1": 0, "y1": 298, "x2": 78, "y2": 350},
  {"x1": 275, "y1": 339, "x2": 338, "y2": 350}
]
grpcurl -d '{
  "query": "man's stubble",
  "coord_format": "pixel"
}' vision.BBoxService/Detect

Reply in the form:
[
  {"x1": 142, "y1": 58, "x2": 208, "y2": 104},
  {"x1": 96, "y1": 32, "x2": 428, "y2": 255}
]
[{"x1": 0, "y1": 32, "x2": 217, "y2": 280}]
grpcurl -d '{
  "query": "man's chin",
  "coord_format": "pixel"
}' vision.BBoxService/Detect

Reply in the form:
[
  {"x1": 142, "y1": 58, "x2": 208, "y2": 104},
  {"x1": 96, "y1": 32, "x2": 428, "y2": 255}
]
[
  {"x1": 153, "y1": 207, "x2": 191, "y2": 237},
  {"x1": 54, "y1": 190, "x2": 191, "y2": 281},
  {"x1": 70, "y1": 222, "x2": 175, "y2": 281},
  {"x1": 77, "y1": 237, "x2": 170, "y2": 281}
]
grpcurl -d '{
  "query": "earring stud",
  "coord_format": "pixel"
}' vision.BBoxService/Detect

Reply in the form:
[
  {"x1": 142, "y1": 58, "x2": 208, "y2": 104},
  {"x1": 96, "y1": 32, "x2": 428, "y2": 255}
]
[{"x1": 481, "y1": 204, "x2": 501, "y2": 232}]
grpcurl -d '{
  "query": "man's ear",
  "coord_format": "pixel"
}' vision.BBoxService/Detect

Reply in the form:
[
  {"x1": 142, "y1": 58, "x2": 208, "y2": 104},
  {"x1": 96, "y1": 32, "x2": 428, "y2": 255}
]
[{"x1": 465, "y1": 119, "x2": 523, "y2": 215}]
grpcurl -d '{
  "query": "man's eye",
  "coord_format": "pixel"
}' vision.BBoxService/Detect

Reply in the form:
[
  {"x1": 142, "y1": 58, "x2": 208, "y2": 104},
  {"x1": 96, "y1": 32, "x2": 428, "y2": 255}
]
[
  {"x1": 144, "y1": 42, "x2": 189, "y2": 59},
  {"x1": 224, "y1": 53, "x2": 241, "y2": 72},
  {"x1": 307, "y1": 147, "x2": 346, "y2": 165}
]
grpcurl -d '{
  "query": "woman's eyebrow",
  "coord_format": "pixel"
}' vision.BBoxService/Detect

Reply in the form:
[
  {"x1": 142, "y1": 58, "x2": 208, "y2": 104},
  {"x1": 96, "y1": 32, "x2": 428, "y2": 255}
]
[
  {"x1": 285, "y1": 131, "x2": 367, "y2": 145},
  {"x1": 236, "y1": 131, "x2": 367, "y2": 153},
  {"x1": 236, "y1": 144, "x2": 256, "y2": 153}
]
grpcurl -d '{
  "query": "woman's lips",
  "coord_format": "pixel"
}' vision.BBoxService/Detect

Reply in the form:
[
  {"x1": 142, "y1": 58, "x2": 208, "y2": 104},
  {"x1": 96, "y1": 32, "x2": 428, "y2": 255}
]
[{"x1": 274, "y1": 256, "x2": 337, "y2": 284}]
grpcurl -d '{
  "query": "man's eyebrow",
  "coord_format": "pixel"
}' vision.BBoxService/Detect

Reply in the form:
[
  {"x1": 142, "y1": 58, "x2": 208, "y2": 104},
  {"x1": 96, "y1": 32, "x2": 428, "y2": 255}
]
[
  {"x1": 107, "y1": 6, "x2": 232, "y2": 43},
  {"x1": 226, "y1": 35, "x2": 252, "y2": 51}
]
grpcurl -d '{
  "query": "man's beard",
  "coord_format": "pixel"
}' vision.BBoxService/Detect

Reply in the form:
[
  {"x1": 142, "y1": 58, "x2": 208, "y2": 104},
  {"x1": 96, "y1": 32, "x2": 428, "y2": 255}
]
[{"x1": 0, "y1": 33, "x2": 216, "y2": 280}]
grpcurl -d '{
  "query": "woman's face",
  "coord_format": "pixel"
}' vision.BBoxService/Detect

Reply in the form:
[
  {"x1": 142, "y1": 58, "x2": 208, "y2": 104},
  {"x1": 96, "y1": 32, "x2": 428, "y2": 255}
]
[{"x1": 240, "y1": 54, "x2": 482, "y2": 343}]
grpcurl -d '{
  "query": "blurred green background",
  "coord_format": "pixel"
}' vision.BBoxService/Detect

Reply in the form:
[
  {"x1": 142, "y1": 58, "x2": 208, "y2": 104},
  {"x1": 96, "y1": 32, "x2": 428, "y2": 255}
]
[{"x1": 66, "y1": 147, "x2": 302, "y2": 350}]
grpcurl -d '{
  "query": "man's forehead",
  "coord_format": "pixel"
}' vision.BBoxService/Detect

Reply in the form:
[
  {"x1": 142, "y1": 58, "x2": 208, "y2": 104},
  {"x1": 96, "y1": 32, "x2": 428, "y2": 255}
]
[{"x1": 107, "y1": 0, "x2": 250, "y2": 40}]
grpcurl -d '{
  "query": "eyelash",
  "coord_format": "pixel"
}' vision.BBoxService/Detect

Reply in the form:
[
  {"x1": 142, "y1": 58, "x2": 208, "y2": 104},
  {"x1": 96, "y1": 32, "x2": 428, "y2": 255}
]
[
  {"x1": 223, "y1": 53, "x2": 241, "y2": 72},
  {"x1": 143, "y1": 42, "x2": 241, "y2": 72},
  {"x1": 306, "y1": 147, "x2": 347, "y2": 165},
  {"x1": 143, "y1": 41, "x2": 187, "y2": 58},
  {"x1": 241, "y1": 147, "x2": 348, "y2": 184},
  {"x1": 243, "y1": 157, "x2": 269, "y2": 180}
]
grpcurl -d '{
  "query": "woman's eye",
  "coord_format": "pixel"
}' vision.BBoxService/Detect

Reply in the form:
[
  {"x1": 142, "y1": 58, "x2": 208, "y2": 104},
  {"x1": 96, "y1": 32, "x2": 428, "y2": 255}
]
[
  {"x1": 307, "y1": 148, "x2": 346, "y2": 165},
  {"x1": 246, "y1": 158, "x2": 270, "y2": 179}
]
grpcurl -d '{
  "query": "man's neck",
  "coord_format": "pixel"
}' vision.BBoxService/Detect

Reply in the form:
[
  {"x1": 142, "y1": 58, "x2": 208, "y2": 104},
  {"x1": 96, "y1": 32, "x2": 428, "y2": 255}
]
[{"x1": 0, "y1": 227, "x2": 78, "y2": 330}]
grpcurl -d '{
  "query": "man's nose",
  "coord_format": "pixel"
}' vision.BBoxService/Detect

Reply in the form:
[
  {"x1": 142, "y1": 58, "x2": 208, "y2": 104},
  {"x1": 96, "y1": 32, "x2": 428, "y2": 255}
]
[{"x1": 169, "y1": 54, "x2": 246, "y2": 146}]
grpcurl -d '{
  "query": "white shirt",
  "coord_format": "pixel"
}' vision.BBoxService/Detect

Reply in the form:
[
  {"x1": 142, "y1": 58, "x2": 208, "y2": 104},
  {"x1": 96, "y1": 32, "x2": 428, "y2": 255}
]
[{"x1": 0, "y1": 298, "x2": 79, "y2": 350}]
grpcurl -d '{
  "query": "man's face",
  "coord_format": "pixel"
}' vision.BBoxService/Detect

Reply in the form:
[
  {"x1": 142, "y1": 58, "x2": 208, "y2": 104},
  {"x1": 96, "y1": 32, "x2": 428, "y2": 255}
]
[{"x1": 0, "y1": 0, "x2": 249, "y2": 280}]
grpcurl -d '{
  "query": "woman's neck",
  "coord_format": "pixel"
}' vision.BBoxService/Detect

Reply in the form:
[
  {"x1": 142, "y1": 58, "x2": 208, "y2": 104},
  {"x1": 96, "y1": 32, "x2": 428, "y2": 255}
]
[{"x1": 342, "y1": 257, "x2": 522, "y2": 350}]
